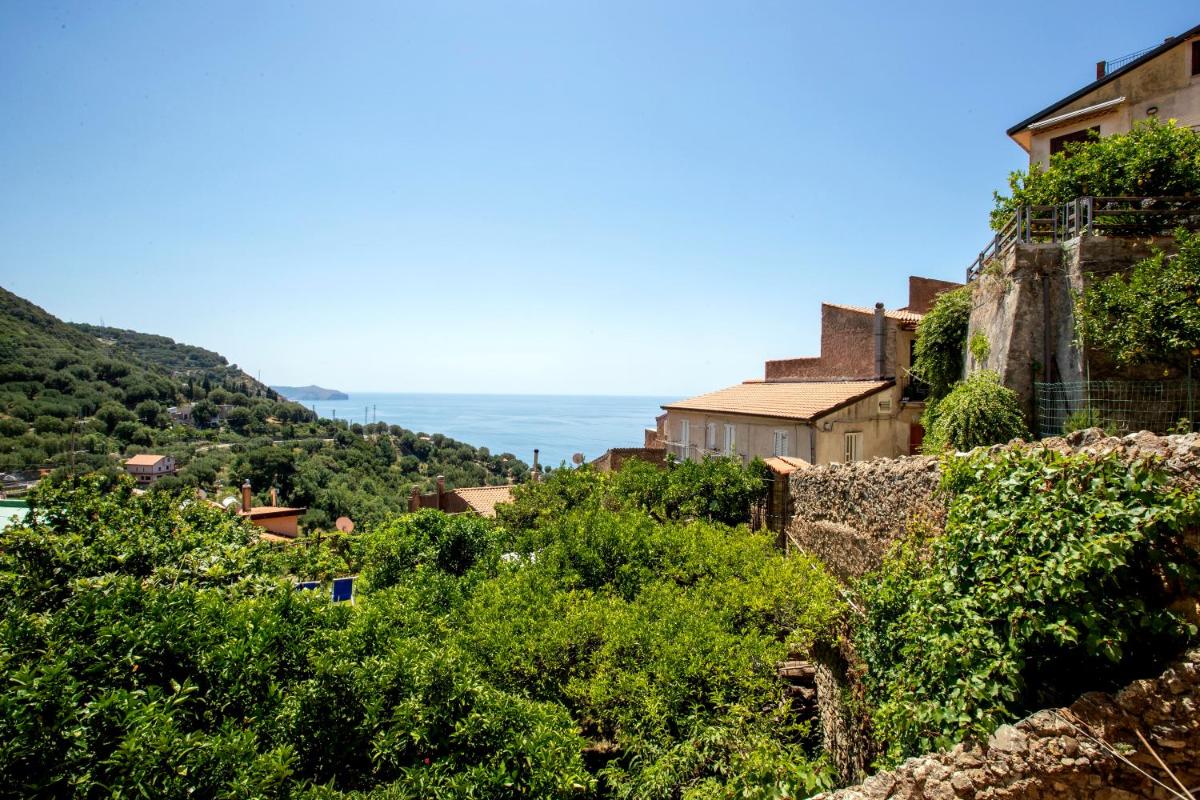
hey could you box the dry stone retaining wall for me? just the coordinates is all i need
[810,647,1200,800]
[785,429,1200,582]
[792,429,1200,798]
[784,455,943,580]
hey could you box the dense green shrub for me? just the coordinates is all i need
[992,118,1200,229]
[0,468,840,798]
[498,456,767,530]
[922,371,1027,452]
[857,447,1200,763]
[911,286,972,402]
[1076,229,1200,370]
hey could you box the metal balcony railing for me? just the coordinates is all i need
[966,196,1200,282]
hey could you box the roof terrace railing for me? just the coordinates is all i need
[1099,43,1161,77]
[966,196,1200,281]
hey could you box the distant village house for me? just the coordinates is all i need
[236,480,306,540]
[124,453,176,485]
[408,476,514,518]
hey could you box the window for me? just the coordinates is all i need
[679,419,689,447]
[705,422,717,450]
[723,424,736,455]
[772,430,789,457]
[844,432,863,462]
[1049,126,1099,156]
[1193,40,1200,76]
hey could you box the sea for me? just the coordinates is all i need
[295,393,679,469]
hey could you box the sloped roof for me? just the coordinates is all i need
[823,303,923,324]
[125,453,169,466]
[1008,23,1200,136]
[663,381,893,422]
[452,485,514,518]
[239,506,306,520]
[763,456,810,474]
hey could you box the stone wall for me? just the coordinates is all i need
[789,429,1200,795]
[965,235,1182,420]
[810,647,1200,800]
[785,429,1200,582]
[783,454,944,580]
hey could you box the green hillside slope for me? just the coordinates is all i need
[0,287,529,528]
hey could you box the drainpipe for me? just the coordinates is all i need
[873,303,886,379]
[805,425,816,464]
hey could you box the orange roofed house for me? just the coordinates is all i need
[236,480,306,540]
[408,476,515,519]
[124,453,176,485]
[653,276,960,465]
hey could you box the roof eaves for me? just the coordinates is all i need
[809,380,896,422]
[1006,24,1200,137]
[661,381,894,423]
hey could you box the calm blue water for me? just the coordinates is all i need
[297,393,679,469]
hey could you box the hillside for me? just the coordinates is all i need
[272,384,349,401]
[73,322,274,398]
[0,286,529,528]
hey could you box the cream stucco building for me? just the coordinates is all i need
[1009,23,1200,166]
[655,276,960,466]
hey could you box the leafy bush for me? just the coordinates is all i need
[992,118,1200,230]
[858,447,1200,763]
[498,456,767,530]
[912,286,972,402]
[1061,406,1118,436]
[922,371,1027,452]
[0,470,840,797]
[1075,229,1200,370]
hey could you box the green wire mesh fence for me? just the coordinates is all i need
[1035,380,1197,437]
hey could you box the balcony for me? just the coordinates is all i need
[664,442,743,463]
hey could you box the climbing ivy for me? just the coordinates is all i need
[911,286,972,402]
[857,447,1200,764]
[1075,229,1200,370]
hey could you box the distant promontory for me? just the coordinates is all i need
[271,384,349,401]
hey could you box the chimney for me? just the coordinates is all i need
[532,449,540,483]
[269,487,278,506]
[241,480,252,513]
[1096,60,1106,80]
[409,486,420,513]
[873,302,886,379]
[436,475,446,510]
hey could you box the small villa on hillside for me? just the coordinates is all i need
[654,276,960,465]
[1008,23,1200,165]
[236,480,306,540]
[123,453,176,485]
[408,476,514,518]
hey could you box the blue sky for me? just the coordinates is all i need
[1,2,1195,396]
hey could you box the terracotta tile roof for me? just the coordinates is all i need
[451,485,514,518]
[124,454,169,467]
[239,506,306,520]
[823,303,923,324]
[763,456,810,474]
[663,380,893,422]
